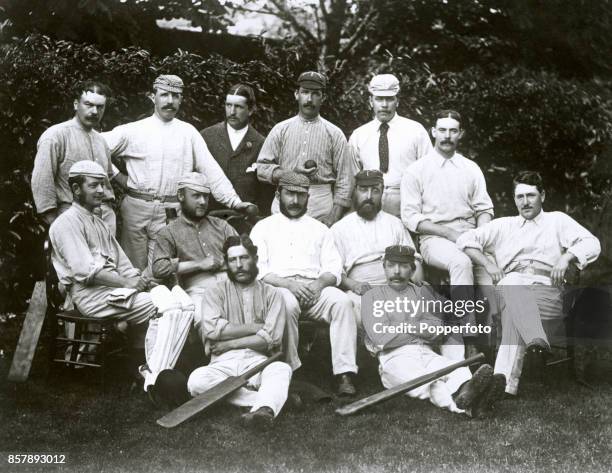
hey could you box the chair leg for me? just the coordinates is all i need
[99,323,109,387]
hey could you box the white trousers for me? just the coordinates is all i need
[144,285,194,390]
[187,349,292,417]
[279,283,358,375]
[420,236,492,286]
[493,272,563,394]
[378,344,472,413]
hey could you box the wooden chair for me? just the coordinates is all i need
[44,238,126,381]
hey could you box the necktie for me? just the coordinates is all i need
[379,122,389,173]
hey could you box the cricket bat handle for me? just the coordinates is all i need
[336,352,486,416]
[240,351,283,380]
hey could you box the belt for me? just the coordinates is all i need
[510,265,551,278]
[127,189,178,203]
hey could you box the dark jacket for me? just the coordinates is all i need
[201,121,271,211]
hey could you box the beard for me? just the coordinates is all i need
[227,264,259,285]
[181,204,207,221]
[355,198,381,220]
[279,198,308,219]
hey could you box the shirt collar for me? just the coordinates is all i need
[432,148,459,167]
[72,201,95,217]
[278,212,307,224]
[151,113,174,126]
[180,213,209,229]
[375,114,397,130]
[519,210,546,227]
[226,122,248,134]
[71,116,92,133]
[297,114,321,124]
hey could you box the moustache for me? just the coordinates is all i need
[359,200,376,208]
[390,276,406,282]
[162,106,176,111]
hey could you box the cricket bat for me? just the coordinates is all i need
[336,352,486,416]
[7,281,48,383]
[157,351,283,428]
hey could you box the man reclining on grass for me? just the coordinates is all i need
[362,245,505,418]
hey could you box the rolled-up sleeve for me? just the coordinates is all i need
[559,213,601,269]
[256,125,282,184]
[456,227,488,252]
[256,286,286,350]
[151,228,179,280]
[201,286,230,341]
[49,221,104,285]
[470,166,494,218]
[320,229,343,285]
[31,137,62,214]
[192,132,242,208]
[400,169,427,232]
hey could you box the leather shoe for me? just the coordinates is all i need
[526,338,550,354]
[336,373,357,397]
[242,406,275,429]
[453,364,493,410]
[471,373,506,418]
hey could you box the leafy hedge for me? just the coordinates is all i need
[1,34,611,312]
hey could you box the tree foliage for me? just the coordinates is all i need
[0,0,229,49]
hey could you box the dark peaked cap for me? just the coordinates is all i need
[384,245,416,263]
[355,169,384,186]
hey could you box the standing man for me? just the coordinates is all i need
[331,170,422,324]
[187,235,293,428]
[250,172,358,395]
[349,74,432,217]
[256,71,354,226]
[103,75,256,270]
[457,171,601,394]
[201,83,269,211]
[32,80,121,233]
[361,245,505,418]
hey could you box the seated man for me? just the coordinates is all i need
[331,169,422,325]
[50,162,202,393]
[152,172,238,326]
[362,245,505,417]
[187,235,293,428]
[456,171,601,394]
[250,172,358,396]
[49,161,156,333]
[401,110,496,357]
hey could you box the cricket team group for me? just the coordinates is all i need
[30,70,601,427]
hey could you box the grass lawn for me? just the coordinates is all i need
[1,320,611,473]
